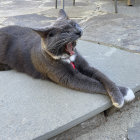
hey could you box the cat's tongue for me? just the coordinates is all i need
[65,42,75,56]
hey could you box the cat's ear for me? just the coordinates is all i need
[57,9,69,20]
[32,27,52,38]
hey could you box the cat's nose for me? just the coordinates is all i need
[75,30,83,37]
[75,24,83,37]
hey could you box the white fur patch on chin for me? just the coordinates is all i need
[62,54,76,63]
[62,59,71,63]
[124,88,135,102]
[70,54,76,62]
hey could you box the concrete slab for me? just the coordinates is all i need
[2,14,54,28]
[0,40,140,140]
[82,13,140,53]
[78,40,140,92]
[0,0,54,17]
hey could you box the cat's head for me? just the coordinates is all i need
[33,9,82,60]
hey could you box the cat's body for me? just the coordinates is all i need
[0,9,135,108]
[0,26,42,77]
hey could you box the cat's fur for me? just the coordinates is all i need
[0,9,135,108]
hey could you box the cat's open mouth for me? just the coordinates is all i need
[65,42,76,56]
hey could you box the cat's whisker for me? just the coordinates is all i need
[50,36,71,48]
[47,38,69,50]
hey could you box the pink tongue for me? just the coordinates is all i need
[65,43,75,56]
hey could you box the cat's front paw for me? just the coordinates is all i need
[123,88,135,102]
[113,100,124,108]
[119,87,135,102]
[112,98,124,108]
[111,90,124,108]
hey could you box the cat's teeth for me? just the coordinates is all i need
[124,88,135,102]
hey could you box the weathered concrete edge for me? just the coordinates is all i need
[49,112,106,140]
[34,86,140,140]
[133,86,140,93]
[34,101,111,140]
[35,87,140,140]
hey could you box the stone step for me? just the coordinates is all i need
[0,40,140,140]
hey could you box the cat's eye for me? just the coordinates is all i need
[48,31,55,37]
[71,22,76,27]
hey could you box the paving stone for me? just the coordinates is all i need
[0,0,55,17]
[82,13,140,53]
[0,40,140,140]
[78,40,140,92]
[2,14,54,28]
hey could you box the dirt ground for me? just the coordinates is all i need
[76,97,140,140]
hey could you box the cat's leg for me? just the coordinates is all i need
[48,69,107,95]
[75,54,124,108]
[75,55,135,104]
[119,86,135,102]
[47,64,124,108]
[0,63,11,71]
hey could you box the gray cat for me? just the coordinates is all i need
[0,9,135,108]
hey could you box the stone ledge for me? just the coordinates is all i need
[50,92,140,140]
[49,113,106,140]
